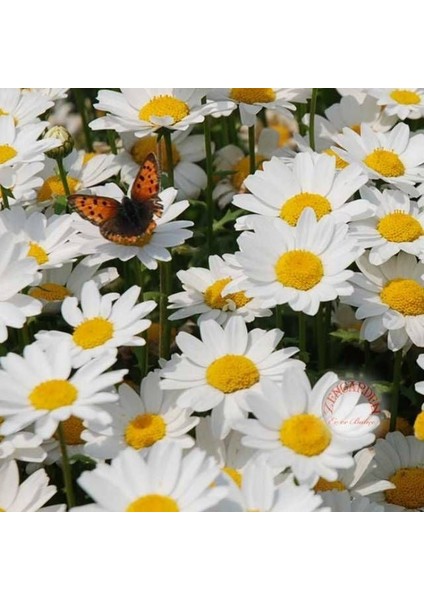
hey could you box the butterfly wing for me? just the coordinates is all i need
[68,194,120,226]
[131,153,163,218]
[100,215,158,246]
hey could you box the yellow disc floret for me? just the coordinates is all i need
[280,192,332,226]
[385,467,424,509]
[204,277,251,310]
[414,411,424,441]
[55,415,84,445]
[275,250,324,290]
[377,211,423,242]
[37,175,80,201]
[223,467,243,488]
[380,279,424,316]
[323,149,349,170]
[0,144,17,165]
[139,95,189,125]
[124,414,166,449]
[126,494,179,512]
[27,242,49,265]
[206,355,259,393]
[364,149,405,178]
[280,414,332,456]
[314,478,346,492]
[230,88,276,104]
[390,89,420,105]
[72,317,114,350]
[29,380,78,411]
[29,283,71,302]
[131,137,180,169]
[231,154,264,190]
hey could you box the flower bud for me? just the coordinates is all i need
[44,126,74,159]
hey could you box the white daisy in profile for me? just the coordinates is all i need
[0,89,53,126]
[74,443,227,512]
[368,88,424,121]
[363,432,424,511]
[28,260,119,313]
[320,490,385,512]
[235,370,378,487]
[0,422,46,463]
[335,123,424,196]
[90,88,229,138]
[0,116,59,170]
[0,162,44,206]
[36,280,155,367]
[160,316,304,439]
[168,254,271,325]
[209,88,310,126]
[230,209,359,315]
[0,460,64,512]
[0,206,82,270]
[118,129,207,200]
[233,153,369,228]
[0,339,127,439]
[83,371,199,459]
[76,184,193,269]
[36,149,120,203]
[342,252,424,350]
[350,186,424,265]
[0,233,41,343]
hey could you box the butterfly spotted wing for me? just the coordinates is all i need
[67,194,120,225]
[130,152,163,218]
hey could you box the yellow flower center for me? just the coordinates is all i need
[29,379,78,411]
[37,175,80,201]
[275,250,324,290]
[280,414,332,456]
[380,278,424,316]
[54,415,84,445]
[280,192,332,226]
[0,144,17,165]
[385,467,424,510]
[72,317,114,350]
[314,478,347,492]
[414,411,424,441]
[222,466,243,488]
[124,413,166,449]
[377,211,423,243]
[231,154,264,190]
[139,95,189,125]
[204,277,251,310]
[82,152,96,165]
[363,149,405,178]
[126,494,179,512]
[271,123,292,147]
[27,242,49,265]
[131,137,180,170]
[390,89,420,105]
[29,282,71,302]
[206,355,260,393]
[323,149,349,170]
[230,88,276,105]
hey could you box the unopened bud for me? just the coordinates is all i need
[44,126,74,159]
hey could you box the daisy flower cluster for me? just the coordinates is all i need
[1,87,424,513]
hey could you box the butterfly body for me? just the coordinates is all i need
[68,153,163,246]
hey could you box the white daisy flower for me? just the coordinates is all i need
[230,209,359,315]
[235,370,378,487]
[76,184,193,269]
[0,89,53,126]
[0,233,41,343]
[368,88,424,121]
[74,443,227,512]
[83,371,199,459]
[337,89,367,101]
[0,339,127,439]
[0,116,59,170]
[36,414,89,465]
[320,490,385,512]
[28,260,119,313]
[350,186,424,265]
[36,149,120,203]
[90,88,229,138]
[118,129,207,200]
[335,122,424,196]
[0,460,64,512]
[0,423,46,463]
[0,206,82,270]
[363,432,424,511]
[22,88,69,101]
[233,153,369,228]
[168,254,271,325]
[209,88,310,127]
[36,280,155,367]
[160,316,304,439]
[342,252,424,351]
[0,162,44,206]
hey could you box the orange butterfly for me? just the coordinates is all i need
[68,153,163,246]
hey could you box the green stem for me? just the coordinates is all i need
[57,423,76,509]
[308,88,318,151]
[298,312,306,355]
[0,185,10,209]
[203,113,214,256]
[107,130,117,155]
[56,157,71,196]
[248,125,256,174]
[275,305,283,331]
[390,350,403,432]
[317,303,326,371]
[324,301,332,366]
[296,103,307,137]
[159,262,172,360]
[73,89,94,151]
[131,259,149,377]
[162,129,175,187]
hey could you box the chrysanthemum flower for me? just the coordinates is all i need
[0,427,46,463]
[0,88,53,126]
[0,162,44,206]
[168,254,271,325]
[350,186,424,265]
[83,371,199,459]
[0,340,127,439]
[368,88,424,120]
[75,443,227,512]
[160,316,304,439]
[230,209,359,315]
[0,116,59,170]
[342,252,424,350]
